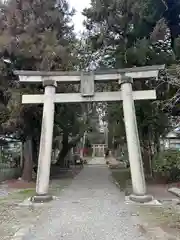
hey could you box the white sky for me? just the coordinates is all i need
[68,0,91,34]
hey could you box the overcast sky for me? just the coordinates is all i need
[68,0,91,34]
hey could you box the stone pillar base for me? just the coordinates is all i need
[129,194,153,203]
[31,194,53,203]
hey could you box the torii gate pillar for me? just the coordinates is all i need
[121,77,152,202]
[31,79,57,203]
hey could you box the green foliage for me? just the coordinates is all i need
[0,0,84,147]
[111,169,131,192]
[83,0,178,159]
[0,0,75,71]
[0,0,96,171]
[136,101,170,140]
[153,150,180,182]
[174,37,180,60]
[83,0,175,68]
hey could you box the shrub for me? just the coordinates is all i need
[152,149,180,182]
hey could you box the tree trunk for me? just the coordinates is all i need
[20,142,23,168]
[142,140,152,177]
[154,133,160,153]
[56,132,83,167]
[32,137,38,164]
[21,137,33,181]
[57,146,69,167]
[142,149,151,177]
[56,133,69,167]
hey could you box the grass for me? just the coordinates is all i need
[0,173,78,240]
[18,189,35,195]
[111,167,180,237]
[135,204,180,236]
[0,189,36,204]
[0,176,74,205]
[111,168,132,193]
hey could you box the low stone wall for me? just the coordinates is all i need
[0,167,21,182]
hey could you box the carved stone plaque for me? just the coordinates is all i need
[81,72,94,97]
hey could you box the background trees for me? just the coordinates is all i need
[0,0,89,180]
[0,0,179,180]
[82,0,180,174]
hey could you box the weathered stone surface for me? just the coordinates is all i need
[129,194,154,203]
[31,194,53,203]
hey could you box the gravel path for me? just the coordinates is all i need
[23,158,146,240]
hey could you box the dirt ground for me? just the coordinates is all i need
[0,167,82,240]
[1,165,180,240]
[111,168,180,239]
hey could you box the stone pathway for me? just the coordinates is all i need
[0,188,10,197]
[88,157,106,165]
[22,158,146,240]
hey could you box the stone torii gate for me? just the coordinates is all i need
[15,65,164,203]
[92,144,107,157]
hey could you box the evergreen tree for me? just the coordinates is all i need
[82,0,180,174]
[0,0,81,180]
